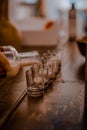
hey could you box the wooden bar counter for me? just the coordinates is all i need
[0,41,85,130]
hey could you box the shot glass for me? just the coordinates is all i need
[26,64,44,97]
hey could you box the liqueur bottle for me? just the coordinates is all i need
[69,3,77,41]
[0,46,41,78]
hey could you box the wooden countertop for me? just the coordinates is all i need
[0,41,85,130]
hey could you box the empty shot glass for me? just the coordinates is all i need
[26,64,44,97]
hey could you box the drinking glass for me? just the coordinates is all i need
[26,63,44,97]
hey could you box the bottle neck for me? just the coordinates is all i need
[0,0,8,20]
[72,5,75,10]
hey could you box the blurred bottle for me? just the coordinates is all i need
[0,0,22,52]
[69,3,77,41]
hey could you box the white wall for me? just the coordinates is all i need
[42,0,58,20]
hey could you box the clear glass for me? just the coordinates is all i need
[19,51,41,66]
[26,63,44,97]
[41,49,62,88]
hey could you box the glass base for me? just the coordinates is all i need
[27,85,44,97]
[27,78,56,97]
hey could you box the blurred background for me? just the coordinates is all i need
[9,0,87,21]
[1,0,87,49]
[8,0,87,44]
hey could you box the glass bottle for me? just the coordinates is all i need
[69,3,76,41]
[0,46,41,77]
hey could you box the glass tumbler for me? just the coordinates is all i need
[26,63,44,97]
